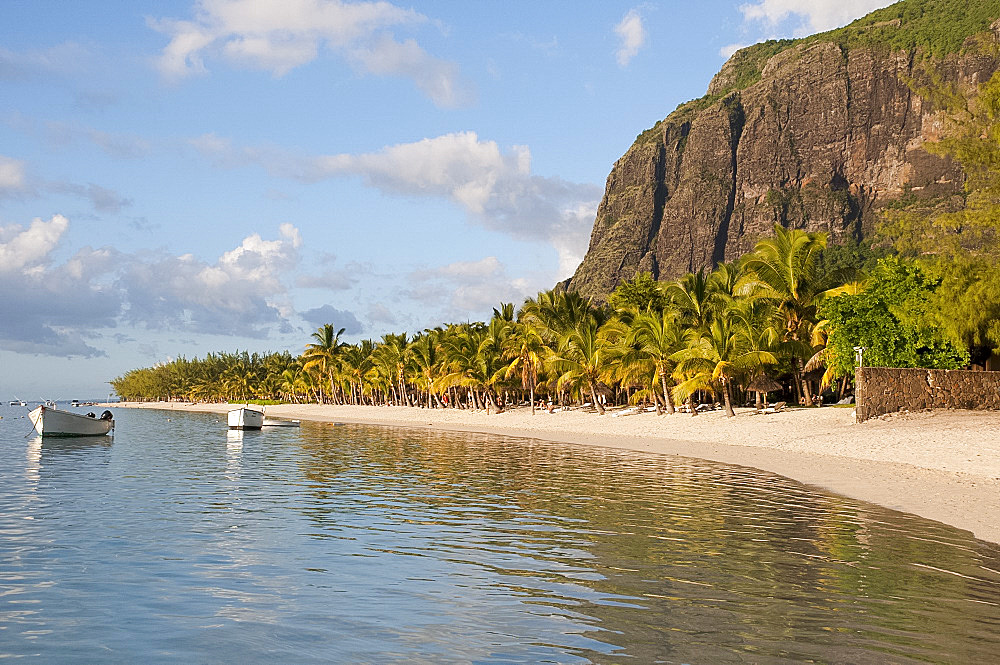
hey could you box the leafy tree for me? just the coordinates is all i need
[502,319,546,414]
[819,258,969,376]
[608,272,668,312]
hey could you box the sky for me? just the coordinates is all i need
[0,0,894,399]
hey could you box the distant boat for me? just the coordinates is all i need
[70,399,80,407]
[262,418,300,427]
[8,398,26,406]
[28,406,114,437]
[228,407,264,430]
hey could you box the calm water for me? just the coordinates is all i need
[1,405,999,663]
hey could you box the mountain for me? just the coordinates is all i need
[565,0,1000,301]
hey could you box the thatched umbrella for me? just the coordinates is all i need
[747,375,782,409]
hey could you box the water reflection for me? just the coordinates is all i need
[295,424,1000,663]
[1,409,998,663]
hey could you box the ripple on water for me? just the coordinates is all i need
[0,405,999,663]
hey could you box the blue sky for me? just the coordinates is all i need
[0,0,893,398]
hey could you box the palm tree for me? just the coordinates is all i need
[302,323,345,403]
[738,224,828,405]
[408,331,446,408]
[502,318,546,414]
[672,307,778,417]
[340,340,375,405]
[549,319,623,415]
[625,307,685,414]
[667,269,716,332]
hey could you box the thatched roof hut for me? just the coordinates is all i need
[746,376,782,394]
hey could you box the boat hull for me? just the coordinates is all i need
[228,408,264,430]
[28,406,114,437]
[262,418,300,427]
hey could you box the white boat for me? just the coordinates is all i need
[262,418,300,427]
[228,407,264,430]
[28,406,114,437]
[9,398,26,406]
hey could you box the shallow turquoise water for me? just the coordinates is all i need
[1,404,999,663]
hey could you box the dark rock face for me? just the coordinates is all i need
[566,39,1000,301]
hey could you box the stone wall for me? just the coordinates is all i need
[855,367,1000,422]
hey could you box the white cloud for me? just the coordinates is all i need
[408,256,534,316]
[0,215,118,356]
[366,302,397,325]
[0,156,28,195]
[48,182,133,213]
[615,9,646,67]
[739,0,893,34]
[150,0,471,107]
[0,215,305,355]
[0,43,93,81]
[120,223,302,336]
[7,115,151,160]
[191,131,600,278]
[720,42,750,59]
[0,214,69,274]
[349,33,470,107]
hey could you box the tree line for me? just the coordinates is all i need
[112,70,1000,413]
[109,224,983,416]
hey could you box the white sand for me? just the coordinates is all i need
[113,401,1000,544]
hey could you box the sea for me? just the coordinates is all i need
[1,403,999,663]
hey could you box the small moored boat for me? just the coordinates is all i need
[262,418,300,427]
[228,407,264,430]
[28,406,114,437]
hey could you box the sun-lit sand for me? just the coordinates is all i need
[113,401,1000,544]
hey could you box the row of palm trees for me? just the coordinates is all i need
[113,226,849,416]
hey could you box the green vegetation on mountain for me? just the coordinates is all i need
[881,68,1000,363]
[714,0,1000,100]
[641,0,1000,147]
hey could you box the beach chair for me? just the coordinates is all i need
[772,401,787,412]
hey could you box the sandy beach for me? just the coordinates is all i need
[114,401,1000,544]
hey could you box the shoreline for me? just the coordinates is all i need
[112,401,1000,545]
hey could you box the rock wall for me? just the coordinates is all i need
[855,367,1000,422]
[566,35,1000,301]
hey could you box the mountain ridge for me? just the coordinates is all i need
[565,0,1000,301]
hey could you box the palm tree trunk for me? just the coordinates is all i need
[722,381,735,418]
[659,370,675,414]
[529,384,535,415]
[796,358,813,406]
[688,394,698,417]
[590,383,605,415]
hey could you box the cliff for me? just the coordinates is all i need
[566,0,1000,301]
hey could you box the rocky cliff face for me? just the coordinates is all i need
[566,24,1000,301]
